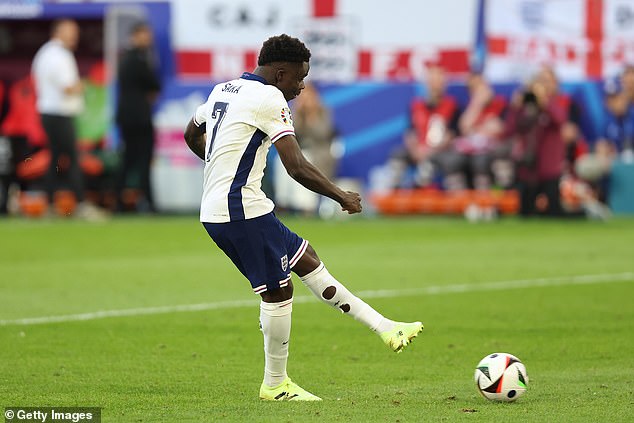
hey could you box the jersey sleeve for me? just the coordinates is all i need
[193,101,208,127]
[254,90,295,143]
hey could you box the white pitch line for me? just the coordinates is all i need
[1,272,632,327]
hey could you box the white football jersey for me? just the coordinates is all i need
[194,73,295,223]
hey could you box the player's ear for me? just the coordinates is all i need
[275,68,285,84]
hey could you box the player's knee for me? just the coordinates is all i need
[291,244,321,277]
[304,245,320,262]
[261,283,294,303]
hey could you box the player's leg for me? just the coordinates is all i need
[259,284,293,389]
[257,214,323,400]
[292,245,423,352]
[292,245,388,329]
[259,284,320,401]
[203,217,319,400]
[258,283,320,401]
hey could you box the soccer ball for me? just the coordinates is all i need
[474,353,528,402]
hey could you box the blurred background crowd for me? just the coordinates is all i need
[375,64,633,220]
[0,0,633,221]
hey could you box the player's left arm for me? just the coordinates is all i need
[184,118,206,160]
[275,135,361,214]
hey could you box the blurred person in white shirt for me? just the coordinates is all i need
[32,19,105,220]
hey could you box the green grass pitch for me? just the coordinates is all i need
[1,216,633,422]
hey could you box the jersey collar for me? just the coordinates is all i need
[240,72,269,85]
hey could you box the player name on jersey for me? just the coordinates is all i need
[221,82,242,94]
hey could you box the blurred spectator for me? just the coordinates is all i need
[454,72,506,191]
[32,19,105,220]
[387,64,461,189]
[536,66,588,178]
[293,83,337,181]
[115,22,161,213]
[621,64,634,103]
[572,70,634,217]
[505,67,570,216]
[585,71,634,172]
[274,82,336,215]
[527,66,609,219]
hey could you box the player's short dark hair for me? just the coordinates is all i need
[257,34,311,66]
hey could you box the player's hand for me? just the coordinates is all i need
[339,191,362,214]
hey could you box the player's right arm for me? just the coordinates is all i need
[184,118,206,160]
[275,135,362,214]
[184,100,209,161]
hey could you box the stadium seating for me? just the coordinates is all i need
[370,189,519,215]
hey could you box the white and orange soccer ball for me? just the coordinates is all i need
[474,353,528,402]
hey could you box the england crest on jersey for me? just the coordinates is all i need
[281,254,288,272]
[281,107,293,126]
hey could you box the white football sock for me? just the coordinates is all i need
[260,299,293,388]
[300,262,394,333]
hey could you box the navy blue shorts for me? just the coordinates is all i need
[203,212,308,295]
